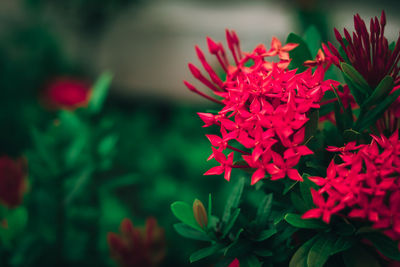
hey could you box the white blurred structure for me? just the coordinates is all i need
[95,0,400,103]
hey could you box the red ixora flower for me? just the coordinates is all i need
[107,217,166,267]
[228,258,240,267]
[303,131,400,247]
[185,30,338,184]
[324,11,400,88]
[324,10,400,134]
[44,77,91,110]
[0,156,28,208]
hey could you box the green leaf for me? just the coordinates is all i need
[341,63,370,106]
[303,25,321,57]
[222,177,245,224]
[331,85,345,112]
[173,223,211,241]
[98,134,119,157]
[224,239,248,257]
[253,228,277,242]
[343,129,361,143]
[284,213,328,229]
[304,110,319,145]
[342,246,381,267]
[356,88,400,131]
[100,174,140,191]
[290,192,309,213]
[362,76,394,108]
[241,255,262,267]
[64,167,94,205]
[363,233,400,261]
[329,236,354,255]
[253,249,273,257]
[171,201,202,231]
[255,194,273,227]
[341,63,371,93]
[31,128,57,175]
[222,208,241,238]
[307,234,336,267]
[208,193,212,221]
[300,174,319,209]
[283,180,299,195]
[289,236,318,267]
[88,72,113,114]
[0,207,28,248]
[189,243,223,263]
[286,33,313,72]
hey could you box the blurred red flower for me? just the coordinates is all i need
[228,258,240,267]
[0,156,28,208]
[107,217,166,267]
[43,77,91,110]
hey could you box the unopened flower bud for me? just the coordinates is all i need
[193,199,208,229]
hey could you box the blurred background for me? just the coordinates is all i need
[0,0,399,266]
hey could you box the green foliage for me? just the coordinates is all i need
[88,72,113,114]
[303,25,322,57]
[284,214,327,229]
[286,33,313,72]
[362,233,400,261]
[171,201,202,231]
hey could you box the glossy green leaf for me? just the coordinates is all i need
[307,234,336,267]
[284,213,328,229]
[341,63,371,93]
[300,174,319,209]
[331,85,345,112]
[283,180,299,195]
[303,25,321,57]
[208,193,212,220]
[286,33,313,72]
[304,110,319,144]
[242,255,262,267]
[329,236,354,255]
[171,201,202,231]
[189,243,223,263]
[342,246,381,267]
[362,76,394,108]
[290,192,309,213]
[289,236,317,267]
[253,228,277,242]
[222,208,241,238]
[356,88,400,131]
[363,233,400,261]
[173,223,211,241]
[255,194,273,227]
[222,177,245,224]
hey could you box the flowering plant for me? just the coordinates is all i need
[172,11,400,266]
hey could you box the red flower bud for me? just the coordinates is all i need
[107,217,165,267]
[193,199,208,229]
[0,156,28,208]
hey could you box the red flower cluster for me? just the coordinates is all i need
[323,11,400,133]
[324,11,400,88]
[0,156,28,208]
[43,77,91,110]
[229,258,240,267]
[303,132,400,246]
[107,217,166,267]
[185,30,338,184]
